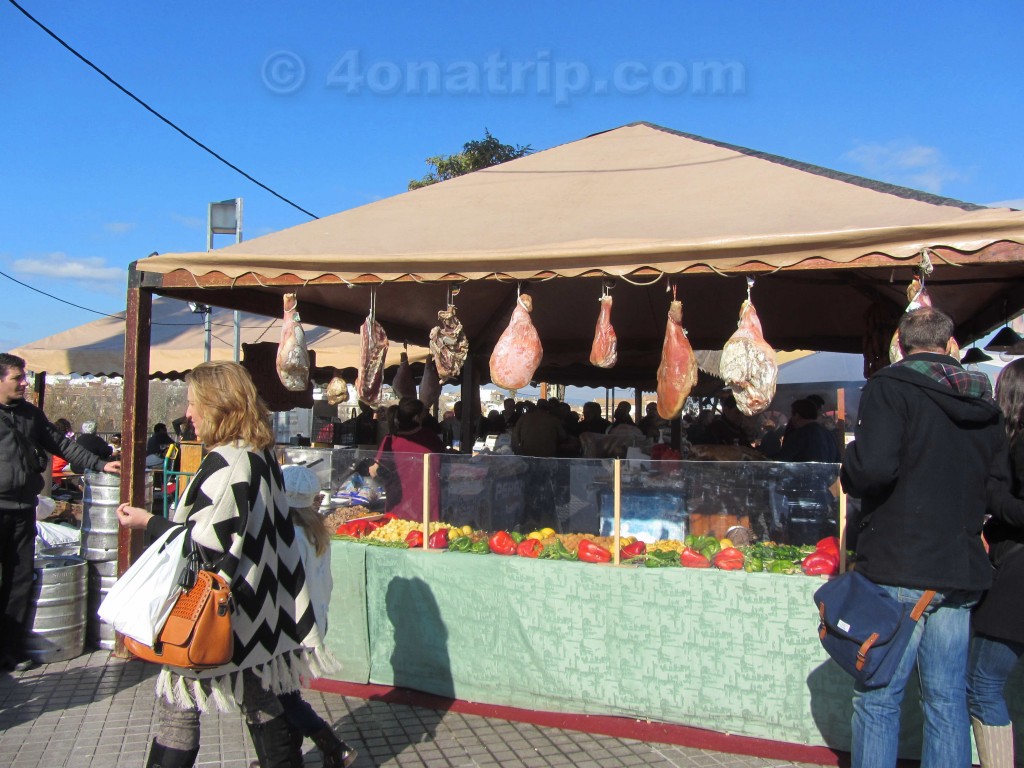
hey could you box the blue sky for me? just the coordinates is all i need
[2,1,1023,352]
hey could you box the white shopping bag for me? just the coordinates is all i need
[97,526,189,645]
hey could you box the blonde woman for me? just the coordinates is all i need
[117,362,329,768]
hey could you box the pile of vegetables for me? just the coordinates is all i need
[332,518,843,577]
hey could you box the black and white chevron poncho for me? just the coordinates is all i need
[154,442,332,712]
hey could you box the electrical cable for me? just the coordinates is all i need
[0,269,279,330]
[6,0,319,220]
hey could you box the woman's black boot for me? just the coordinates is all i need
[145,739,199,768]
[247,715,303,767]
[311,726,357,768]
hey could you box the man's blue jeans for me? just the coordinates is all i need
[967,632,1024,726]
[851,586,980,768]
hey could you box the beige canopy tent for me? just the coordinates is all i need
[131,121,1024,384]
[11,297,429,379]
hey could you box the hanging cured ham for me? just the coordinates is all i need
[489,294,543,391]
[589,295,618,368]
[429,304,470,382]
[355,309,389,407]
[276,293,310,392]
[392,349,417,399]
[655,298,698,420]
[888,274,960,363]
[325,376,349,406]
[720,298,777,417]
[419,355,441,411]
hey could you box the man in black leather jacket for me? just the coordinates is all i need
[0,353,120,672]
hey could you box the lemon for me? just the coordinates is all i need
[527,531,543,540]
[539,527,556,538]
[719,537,733,550]
[461,525,474,537]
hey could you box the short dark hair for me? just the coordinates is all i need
[0,353,26,379]
[791,398,818,421]
[154,423,167,433]
[898,307,955,355]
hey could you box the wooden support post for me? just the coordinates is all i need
[116,267,152,657]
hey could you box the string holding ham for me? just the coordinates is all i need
[429,303,469,382]
[392,346,417,399]
[489,293,543,392]
[720,283,777,417]
[589,293,618,368]
[655,289,698,419]
[888,270,960,363]
[276,293,310,392]
[355,299,389,407]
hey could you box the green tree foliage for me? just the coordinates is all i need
[408,129,532,190]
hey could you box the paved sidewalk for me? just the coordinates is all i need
[0,652,833,767]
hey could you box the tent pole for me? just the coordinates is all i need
[117,265,153,657]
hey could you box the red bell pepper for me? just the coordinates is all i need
[516,538,543,558]
[712,547,745,571]
[577,539,612,563]
[427,528,449,549]
[347,518,370,537]
[679,546,711,568]
[488,530,516,556]
[801,551,838,576]
[405,529,424,548]
[336,522,355,537]
[620,540,647,559]
[815,536,841,559]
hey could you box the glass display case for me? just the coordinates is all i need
[321,446,840,546]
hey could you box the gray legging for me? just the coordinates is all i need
[155,669,284,752]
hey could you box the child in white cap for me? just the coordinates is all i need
[278,464,356,768]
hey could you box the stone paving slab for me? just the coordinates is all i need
[0,652,831,767]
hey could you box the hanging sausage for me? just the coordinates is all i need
[589,289,618,368]
[419,355,441,411]
[355,293,389,407]
[276,293,310,392]
[392,345,417,399]
[489,293,543,391]
[656,288,698,419]
[325,376,349,405]
[888,265,960,363]
[720,279,777,417]
[429,299,470,382]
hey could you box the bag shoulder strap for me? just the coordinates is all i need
[909,590,937,621]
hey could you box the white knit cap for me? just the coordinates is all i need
[282,464,321,509]
[82,421,97,434]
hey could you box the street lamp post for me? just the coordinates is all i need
[207,199,244,360]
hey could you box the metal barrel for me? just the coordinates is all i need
[86,560,119,650]
[81,471,151,649]
[81,471,151,561]
[25,555,87,664]
[81,471,121,561]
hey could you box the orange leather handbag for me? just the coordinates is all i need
[124,544,234,669]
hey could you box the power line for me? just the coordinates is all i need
[0,270,281,332]
[0,269,121,318]
[7,0,319,220]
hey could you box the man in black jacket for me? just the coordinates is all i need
[840,308,1005,767]
[0,353,120,672]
